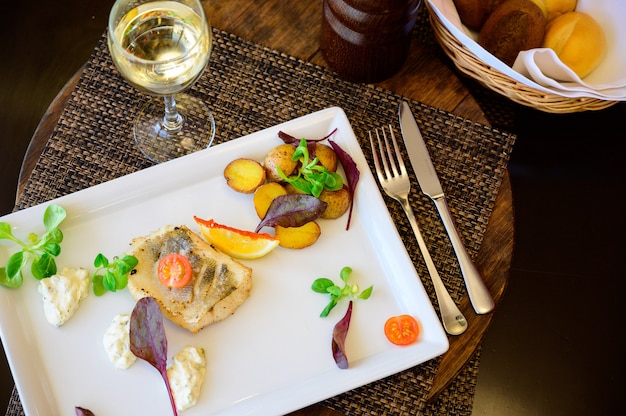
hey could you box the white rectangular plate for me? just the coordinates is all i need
[0,107,448,415]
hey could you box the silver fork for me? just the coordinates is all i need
[369,125,468,336]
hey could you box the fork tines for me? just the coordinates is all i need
[369,125,407,182]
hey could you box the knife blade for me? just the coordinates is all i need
[398,101,494,314]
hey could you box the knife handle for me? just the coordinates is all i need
[432,196,495,314]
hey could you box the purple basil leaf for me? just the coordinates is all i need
[323,128,338,141]
[278,128,337,145]
[130,297,178,416]
[307,140,317,159]
[278,130,299,145]
[329,140,360,230]
[75,407,95,416]
[255,194,327,233]
[332,300,353,369]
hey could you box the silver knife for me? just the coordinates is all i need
[398,101,494,314]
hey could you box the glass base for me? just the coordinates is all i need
[134,94,215,163]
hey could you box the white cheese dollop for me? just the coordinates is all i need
[37,267,90,327]
[103,313,137,369]
[167,346,207,411]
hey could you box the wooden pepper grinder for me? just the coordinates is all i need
[321,0,421,83]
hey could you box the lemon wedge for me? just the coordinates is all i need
[194,216,279,260]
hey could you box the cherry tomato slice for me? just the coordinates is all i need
[158,253,192,288]
[384,315,421,346]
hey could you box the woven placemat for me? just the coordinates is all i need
[9,9,515,416]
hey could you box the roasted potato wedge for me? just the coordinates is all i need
[314,143,338,172]
[264,144,298,182]
[283,183,305,195]
[253,182,288,219]
[275,221,321,249]
[224,158,266,194]
[319,185,351,219]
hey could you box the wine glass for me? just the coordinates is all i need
[107,0,215,163]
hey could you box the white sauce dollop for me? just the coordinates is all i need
[37,267,90,327]
[167,345,207,411]
[103,313,137,369]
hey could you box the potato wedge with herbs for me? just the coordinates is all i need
[264,143,298,182]
[224,158,266,194]
[319,185,351,219]
[275,221,321,249]
[253,182,288,219]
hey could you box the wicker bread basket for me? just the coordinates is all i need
[424,1,619,113]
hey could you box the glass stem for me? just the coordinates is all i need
[162,95,184,132]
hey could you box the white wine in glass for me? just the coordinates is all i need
[108,0,215,163]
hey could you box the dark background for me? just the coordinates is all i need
[1,1,624,415]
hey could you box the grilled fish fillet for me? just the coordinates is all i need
[127,225,253,333]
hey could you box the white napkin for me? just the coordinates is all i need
[427,0,626,101]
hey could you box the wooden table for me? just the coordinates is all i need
[17,1,513,414]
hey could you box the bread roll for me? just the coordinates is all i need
[478,0,546,66]
[542,11,606,78]
[453,0,504,31]
[529,0,577,21]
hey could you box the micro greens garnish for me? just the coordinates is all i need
[278,129,360,230]
[278,138,343,198]
[311,266,373,317]
[92,253,138,296]
[0,204,67,288]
